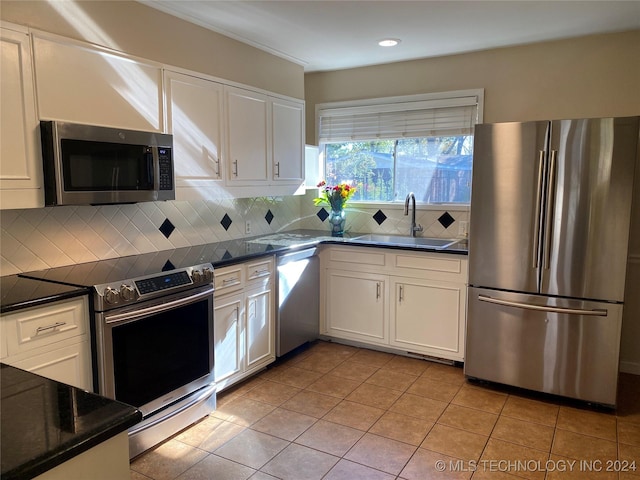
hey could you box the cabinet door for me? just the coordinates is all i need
[0,26,44,209]
[8,340,93,391]
[32,34,163,131]
[165,71,224,200]
[225,86,269,184]
[271,97,304,183]
[213,292,244,388]
[325,269,388,345]
[390,277,465,360]
[245,285,274,371]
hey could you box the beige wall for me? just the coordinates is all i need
[0,0,304,99]
[305,30,640,144]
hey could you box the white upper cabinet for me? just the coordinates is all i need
[165,70,225,200]
[0,24,44,209]
[272,98,304,184]
[225,85,305,192]
[225,85,270,185]
[32,33,163,132]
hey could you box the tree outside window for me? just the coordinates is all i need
[324,135,473,204]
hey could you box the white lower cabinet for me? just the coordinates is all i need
[390,276,466,360]
[213,291,243,385]
[1,296,93,391]
[325,269,388,346]
[214,257,275,391]
[322,246,468,362]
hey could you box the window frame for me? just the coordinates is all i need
[315,89,483,209]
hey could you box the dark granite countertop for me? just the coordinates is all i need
[1,275,89,314]
[4,230,466,311]
[0,364,142,480]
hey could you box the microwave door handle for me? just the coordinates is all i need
[147,151,154,187]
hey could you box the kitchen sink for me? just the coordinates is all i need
[353,234,461,249]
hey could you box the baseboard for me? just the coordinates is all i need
[620,360,640,375]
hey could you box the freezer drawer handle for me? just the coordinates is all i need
[478,294,607,316]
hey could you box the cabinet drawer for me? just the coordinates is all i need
[328,247,386,266]
[395,253,464,275]
[214,265,244,294]
[246,257,274,284]
[3,297,88,356]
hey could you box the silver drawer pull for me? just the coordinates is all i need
[36,321,67,333]
[252,270,269,277]
[222,278,239,285]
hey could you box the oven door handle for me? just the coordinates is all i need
[104,286,214,324]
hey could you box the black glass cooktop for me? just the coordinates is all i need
[18,238,283,287]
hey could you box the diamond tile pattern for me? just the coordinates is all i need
[265,209,274,225]
[0,191,468,275]
[0,196,304,275]
[220,213,233,231]
[373,209,387,225]
[130,341,640,480]
[159,218,175,238]
[316,208,329,222]
[438,211,455,229]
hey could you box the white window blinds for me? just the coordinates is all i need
[317,89,483,142]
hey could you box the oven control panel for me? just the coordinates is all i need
[94,263,214,309]
[136,271,192,295]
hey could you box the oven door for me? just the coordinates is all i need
[96,285,214,416]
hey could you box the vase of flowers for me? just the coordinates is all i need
[314,180,356,236]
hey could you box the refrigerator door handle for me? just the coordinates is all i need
[532,150,545,270]
[543,149,558,270]
[478,294,608,316]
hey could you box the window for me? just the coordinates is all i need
[317,90,482,205]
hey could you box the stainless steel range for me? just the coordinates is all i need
[23,256,216,458]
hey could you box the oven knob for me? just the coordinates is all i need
[192,269,203,283]
[104,287,120,304]
[203,267,213,282]
[120,284,136,301]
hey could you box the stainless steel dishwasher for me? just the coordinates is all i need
[276,247,319,356]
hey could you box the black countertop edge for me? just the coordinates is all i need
[5,413,142,480]
[1,364,142,480]
[1,276,90,315]
[211,231,467,268]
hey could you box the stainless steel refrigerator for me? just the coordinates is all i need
[465,117,639,406]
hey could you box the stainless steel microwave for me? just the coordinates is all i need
[40,121,175,206]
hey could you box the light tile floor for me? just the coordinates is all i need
[130,341,640,480]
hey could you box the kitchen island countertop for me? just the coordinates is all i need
[0,363,142,480]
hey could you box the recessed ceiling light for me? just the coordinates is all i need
[378,38,400,47]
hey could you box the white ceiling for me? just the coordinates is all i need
[140,1,640,72]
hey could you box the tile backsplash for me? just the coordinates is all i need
[0,192,468,275]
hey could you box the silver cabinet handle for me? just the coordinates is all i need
[399,285,404,303]
[376,282,381,299]
[274,161,280,177]
[222,278,240,285]
[478,294,607,316]
[36,321,66,333]
[233,159,239,177]
[252,269,270,277]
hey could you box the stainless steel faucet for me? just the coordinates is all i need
[404,192,423,237]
